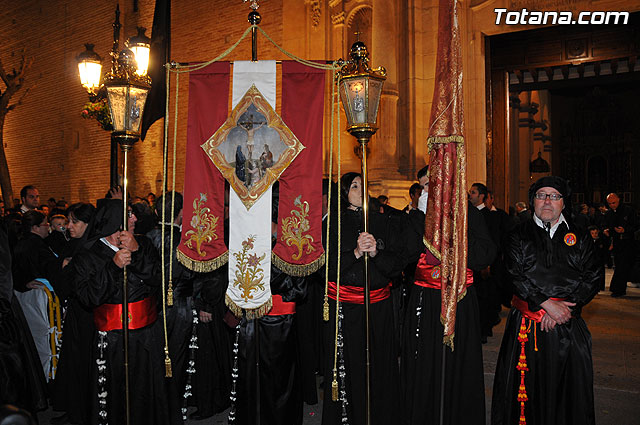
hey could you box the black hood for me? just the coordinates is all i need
[85,199,125,248]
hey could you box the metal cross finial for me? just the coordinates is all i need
[244,0,260,10]
[354,31,361,41]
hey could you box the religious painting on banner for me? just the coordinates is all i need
[201,84,304,210]
[177,60,325,319]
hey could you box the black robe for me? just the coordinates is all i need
[191,265,233,418]
[234,264,306,425]
[147,225,196,405]
[401,205,496,425]
[0,222,48,416]
[321,208,406,425]
[491,218,601,425]
[71,235,180,425]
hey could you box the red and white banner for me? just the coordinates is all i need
[178,60,325,317]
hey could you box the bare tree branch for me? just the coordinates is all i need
[7,84,34,112]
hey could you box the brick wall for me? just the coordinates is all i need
[0,0,289,206]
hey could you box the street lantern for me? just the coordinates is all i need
[103,47,151,150]
[336,40,386,425]
[77,43,103,96]
[126,27,151,76]
[74,8,153,425]
[338,41,386,140]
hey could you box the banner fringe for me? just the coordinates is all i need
[225,293,273,320]
[271,252,325,277]
[177,249,229,272]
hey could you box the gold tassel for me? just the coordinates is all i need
[167,281,173,307]
[331,371,338,401]
[323,297,329,321]
[164,353,172,378]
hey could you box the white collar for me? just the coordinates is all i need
[533,213,568,238]
[475,203,486,210]
[100,237,120,252]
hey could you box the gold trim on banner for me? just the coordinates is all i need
[427,135,465,150]
[202,85,305,210]
[271,252,325,277]
[280,195,317,260]
[176,249,229,272]
[184,193,220,257]
[225,293,273,320]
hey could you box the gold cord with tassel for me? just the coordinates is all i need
[330,79,343,404]
[331,369,339,401]
[164,348,173,378]
[323,65,338,323]
[159,65,173,378]
[167,282,174,306]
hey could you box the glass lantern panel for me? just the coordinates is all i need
[78,61,102,92]
[340,77,368,126]
[367,79,384,124]
[130,46,150,76]
[106,86,127,132]
[127,87,149,133]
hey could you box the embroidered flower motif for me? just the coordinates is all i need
[233,235,266,302]
[280,195,316,260]
[185,193,219,257]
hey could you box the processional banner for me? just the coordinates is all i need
[178,60,325,318]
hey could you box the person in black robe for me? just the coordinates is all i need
[190,263,233,420]
[0,219,48,418]
[321,172,405,425]
[49,202,97,425]
[401,200,496,425]
[603,192,636,297]
[68,199,180,425]
[491,176,601,425]
[232,263,306,425]
[147,192,232,421]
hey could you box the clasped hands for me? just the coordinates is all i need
[539,298,576,332]
[354,232,378,259]
[112,230,139,268]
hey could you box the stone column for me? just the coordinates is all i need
[370,0,399,183]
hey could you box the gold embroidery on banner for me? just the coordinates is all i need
[280,195,317,261]
[185,193,219,257]
[232,236,267,302]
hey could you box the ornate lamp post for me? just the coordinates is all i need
[76,6,151,187]
[337,40,385,425]
[75,7,151,425]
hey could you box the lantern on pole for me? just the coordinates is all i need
[337,40,386,425]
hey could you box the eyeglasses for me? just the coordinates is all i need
[534,192,563,201]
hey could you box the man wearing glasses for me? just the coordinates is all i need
[491,176,601,425]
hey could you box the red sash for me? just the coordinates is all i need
[511,295,566,323]
[327,281,391,304]
[94,296,157,332]
[267,294,296,316]
[413,255,473,290]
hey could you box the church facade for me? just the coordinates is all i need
[1,0,638,209]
